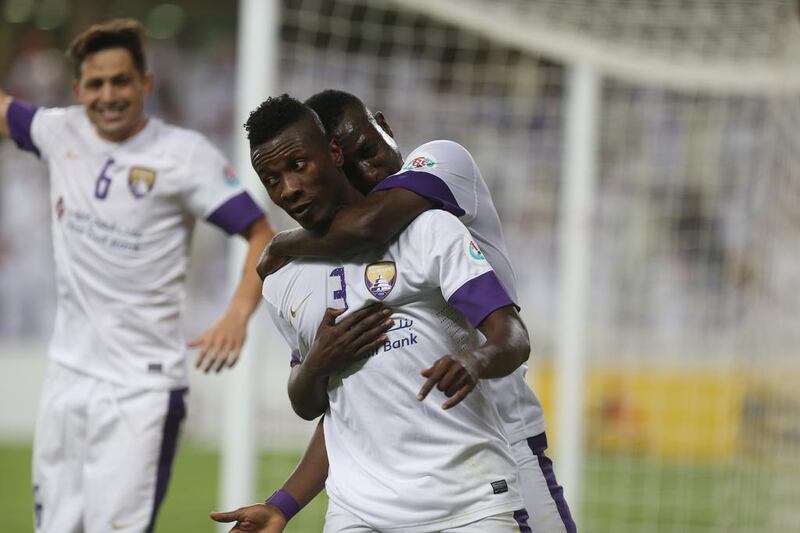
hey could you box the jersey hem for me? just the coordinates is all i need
[47,354,189,391]
[326,494,523,533]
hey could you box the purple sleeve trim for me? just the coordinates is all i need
[206,192,265,235]
[7,100,40,157]
[265,489,301,521]
[370,170,466,217]
[448,271,515,328]
[289,350,301,367]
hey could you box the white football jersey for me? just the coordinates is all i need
[263,210,522,532]
[372,140,545,443]
[7,102,264,389]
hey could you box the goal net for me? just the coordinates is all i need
[267,0,800,531]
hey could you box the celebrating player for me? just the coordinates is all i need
[0,19,275,532]
[218,95,532,532]
[213,90,575,532]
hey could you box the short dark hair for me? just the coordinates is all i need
[305,89,367,135]
[245,94,324,150]
[66,18,147,80]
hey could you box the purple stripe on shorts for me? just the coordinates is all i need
[513,508,532,533]
[146,388,187,533]
[207,192,265,235]
[527,432,577,533]
[448,271,514,328]
[370,170,466,217]
[7,100,40,156]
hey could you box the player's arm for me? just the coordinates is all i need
[258,189,432,277]
[190,216,276,372]
[210,420,328,531]
[0,90,11,137]
[411,211,529,409]
[417,305,529,409]
[287,304,393,420]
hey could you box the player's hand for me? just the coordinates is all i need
[189,309,249,373]
[210,503,287,532]
[417,352,481,409]
[304,303,394,377]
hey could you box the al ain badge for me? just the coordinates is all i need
[365,261,397,300]
[128,167,157,198]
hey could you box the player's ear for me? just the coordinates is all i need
[142,71,154,96]
[374,111,394,139]
[329,137,344,167]
[72,80,81,101]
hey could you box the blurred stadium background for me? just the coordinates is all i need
[1,0,799,531]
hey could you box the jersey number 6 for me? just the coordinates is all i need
[94,158,114,200]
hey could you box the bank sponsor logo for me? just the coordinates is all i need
[63,209,144,253]
[369,330,419,357]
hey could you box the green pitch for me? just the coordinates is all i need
[0,443,327,532]
[0,443,789,532]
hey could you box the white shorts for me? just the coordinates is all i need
[323,499,531,533]
[32,361,187,533]
[512,433,576,533]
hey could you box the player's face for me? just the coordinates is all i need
[332,108,403,195]
[252,118,347,233]
[73,47,152,142]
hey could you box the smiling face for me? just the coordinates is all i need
[332,106,404,195]
[73,47,151,142]
[251,116,349,233]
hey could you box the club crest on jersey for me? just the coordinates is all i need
[128,167,157,198]
[466,237,486,261]
[365,261,397,300]
[403,154,436,171]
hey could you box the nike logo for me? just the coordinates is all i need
[111,521,134,530]
[65,150,79,160]
[290,292,313,318]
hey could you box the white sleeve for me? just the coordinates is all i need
[182,135,265,234]
[411,211,514,328]
[371,140,480,223]
[8,102,65,160]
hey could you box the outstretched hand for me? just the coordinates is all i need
[304,303,394,377]
[210,503,287,532]
[417,352,481,409]
[189,310,249,373]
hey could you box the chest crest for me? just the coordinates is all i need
[128,167,157,198]
[365,261,397,301]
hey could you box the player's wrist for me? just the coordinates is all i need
[455,350,484,381]
[265,489,300,521]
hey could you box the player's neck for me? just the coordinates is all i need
[339,182,364,207]
[98,115,149,143]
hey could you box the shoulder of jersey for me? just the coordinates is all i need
[40,105,80,125]
[405,208,459,234]
[403,139,476,172]
[156,121,208,148]
[407,139,471,160]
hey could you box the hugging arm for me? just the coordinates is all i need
[259,189,432,276]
